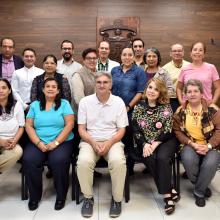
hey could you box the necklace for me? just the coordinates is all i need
[187,104,202,126]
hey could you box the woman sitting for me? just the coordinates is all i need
[0,78,24,173]
[173,79,220,207]
[23,78,74,211]
[131,78,179,215]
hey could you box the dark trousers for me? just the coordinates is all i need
[22,140,73,202]
[141,137,178,194]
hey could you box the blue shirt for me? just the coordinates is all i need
[27,99,74,144]
[111,65,147,105]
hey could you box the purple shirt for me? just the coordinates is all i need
[2,57,15,82]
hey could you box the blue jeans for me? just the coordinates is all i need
[181,145,220,197]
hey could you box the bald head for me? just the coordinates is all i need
[170,44,184,62]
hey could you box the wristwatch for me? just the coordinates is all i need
[207,143,212,150]
[54,140,60,147]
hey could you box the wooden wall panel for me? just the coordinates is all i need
[0,0,220,71]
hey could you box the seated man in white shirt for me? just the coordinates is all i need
[11,48,44,111]
[77,71,128,218]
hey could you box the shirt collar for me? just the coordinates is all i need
[24,65,35,71]
[61,58,74,64]
[94,93,113,105]
[2,56,14,63]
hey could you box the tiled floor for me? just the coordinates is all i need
[0,163,220,220]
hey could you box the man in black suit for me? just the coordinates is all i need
[0,37,24,81]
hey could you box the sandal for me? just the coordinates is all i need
[164,197,175,215]
[171,189,180,202]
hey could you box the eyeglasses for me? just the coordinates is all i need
[85,57,97,61]
[171,50,183,53]
[62,47,72,51]
[96,80,110,85]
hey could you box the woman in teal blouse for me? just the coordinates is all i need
[23,78,74,211]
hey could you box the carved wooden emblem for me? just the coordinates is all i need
[97,17,140,62]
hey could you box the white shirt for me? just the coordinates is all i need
[78,93,128,141]
[11,66,44,109]
[57,58,82,86]
[0,101,25,139]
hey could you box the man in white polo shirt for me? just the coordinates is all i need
[77,71,128,218]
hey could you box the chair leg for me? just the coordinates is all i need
[176,153,180,194]
[21,167,28,200]
[124,168,130,203]
[75,175,80,205]
[71,165,76,201]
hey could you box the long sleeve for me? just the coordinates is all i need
[30,77,38,102]
[72,73,85,106]
[62,77,71,103]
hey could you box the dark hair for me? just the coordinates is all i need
[190,42,206,53]
[40,78,61,111]
[1,37,15,48]
[61,40,74,49]
[131,38,145,48]
[43,54,57,64]
[144,47,161,66]
[121,45,134,54]
[0,78,16,115]
[22,48,36,56]
[82,48,97,59]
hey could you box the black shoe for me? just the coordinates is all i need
[205,188,212,198]
[81,198,94,218]
[54,200,65,210]
[194,194,206,207]
[28,200,38,211]
[46,169,53,179]
[109,198,121,218]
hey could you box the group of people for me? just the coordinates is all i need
[0,36,220,218]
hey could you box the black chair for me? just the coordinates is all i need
[21,157,77,201]
[74,157,130,204]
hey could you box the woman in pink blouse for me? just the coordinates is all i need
[177,42,220,105]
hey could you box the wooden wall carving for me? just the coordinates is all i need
[97,17,139,62]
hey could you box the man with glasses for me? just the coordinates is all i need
[96,41,119,72]
[57,40,82,87]
[0,37,24,82]
[163,43,190,111]
[71,48,98,113]
[77,71,128,218]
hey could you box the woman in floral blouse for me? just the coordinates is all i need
[131,78,179,215]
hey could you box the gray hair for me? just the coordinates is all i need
[95,71,112,82]
[183,79,204,94]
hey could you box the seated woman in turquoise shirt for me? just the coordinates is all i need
[23,77,74,211]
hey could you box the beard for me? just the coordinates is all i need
[63,53,72,61]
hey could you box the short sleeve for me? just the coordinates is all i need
[14,101,25,127]
[178,69,185,83]
[116,98,129,128]
[62,100,74,116]
[26,101,37,119]
[211,64,219,81]
[77,98,87,124]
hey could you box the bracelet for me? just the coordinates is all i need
[36,140,41,146]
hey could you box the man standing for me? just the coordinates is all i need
[131,38,145,69]
[77,72,128,218]
[0,37,24,82]
[57,40,82,85]
[97,41,119,72]
[11,48,44,111]
[163,43,190,111]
